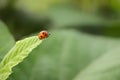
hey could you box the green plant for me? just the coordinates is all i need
[7,29,120,80]
[0,21,42,80]
[0,0,120,80]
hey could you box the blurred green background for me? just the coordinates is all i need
[0,0,120,80]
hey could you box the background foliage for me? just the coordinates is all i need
[0,0,120,80]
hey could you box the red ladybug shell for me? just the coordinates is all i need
[38,31,49,40]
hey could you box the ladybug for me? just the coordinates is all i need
[38,30,50,40]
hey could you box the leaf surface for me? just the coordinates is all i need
[0,36,42,80]
[0,21,15,62]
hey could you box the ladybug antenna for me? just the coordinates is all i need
[48,32,51,36]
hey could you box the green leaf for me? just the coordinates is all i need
[0,36,42,80]
[0,21,15,62]
[110,0,120,12]
[8,30,120,80]
[74,47,120,80]
[48,6,104,27]
[14,0,62,13]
